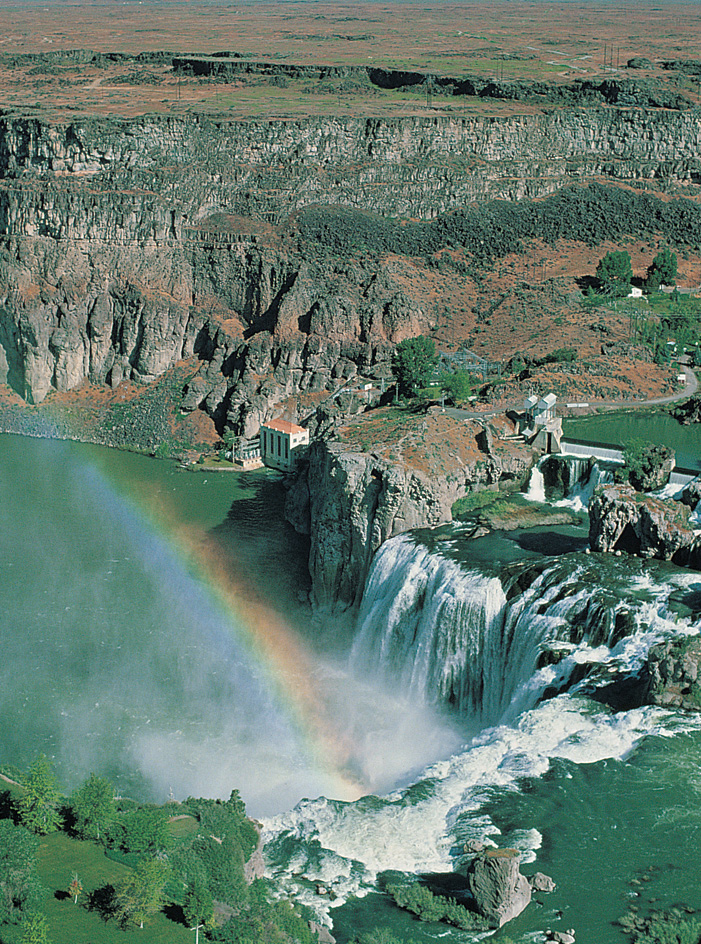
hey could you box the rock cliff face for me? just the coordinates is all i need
[589,484,697,560]
[285,436,515,611]
[1,107,701,414]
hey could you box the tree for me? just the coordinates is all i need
[183,881,214,944]
[18,755,61,836]
[114,859,169,929]
[0,821,43,925]
[392,336,436,397]
[70,773,115,842]
[21,912,52,944]
[647,248,678,289]
[118,807,171,856]
[596,250,633,297]
[440,370,471,405]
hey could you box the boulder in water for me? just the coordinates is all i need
[679,475,701,509]
[466,848,532,927]
[589,484,696,560]
[645,635,701,710]
[530,872,557,893]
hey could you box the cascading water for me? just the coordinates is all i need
[350,534,657,726]
[265,532,701,932]
[351,537,510,722]
[524,454,615,510]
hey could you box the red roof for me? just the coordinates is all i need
[262,418,306,435]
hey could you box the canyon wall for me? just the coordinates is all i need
[1,108,700,412]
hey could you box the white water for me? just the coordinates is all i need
[523,455,615,511]
[264,535,701,925]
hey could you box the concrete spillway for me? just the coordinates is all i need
[561,439,698,488]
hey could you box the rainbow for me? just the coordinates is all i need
[97,456,367,805]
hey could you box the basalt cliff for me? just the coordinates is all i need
[1,105,701,421]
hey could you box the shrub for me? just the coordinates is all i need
[440,370,472,404]
[387,883,488,931]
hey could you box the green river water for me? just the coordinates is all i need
[564,409,701,470]
[2,432,701,944]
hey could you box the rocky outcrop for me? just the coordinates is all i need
[1,106,701,418]
[680,475,701,508]
[285,437,507,611]
[243,833,266,883]
[589,484,696,560]
[624,444,675,492]
[671,394,701,425]
[465,849,532,928]
[645,635,701,710]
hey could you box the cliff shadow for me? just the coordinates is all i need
[207,472,313,632]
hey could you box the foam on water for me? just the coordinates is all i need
[264,531,701,923]
[263,695,697,924]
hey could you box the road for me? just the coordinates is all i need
[445,365,698,423]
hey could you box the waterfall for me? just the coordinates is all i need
[351,536,508,722]
[351,534,694,727]
[524,465,546,502]
[524,455,614,509]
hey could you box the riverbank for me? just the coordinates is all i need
[0,363,219,459]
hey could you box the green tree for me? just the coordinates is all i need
[183,881,214,939]
[70,773,115,842]
[114,858,169,929]
[0,821,43,924]
[18,755,61,836]
[21,912,52,944]
[118,806,171,856]
[440,370,471,405]
[596,250,633,297]
[392,336,436,397]
[647,248,678,289]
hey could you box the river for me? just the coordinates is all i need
[2,432,701,944]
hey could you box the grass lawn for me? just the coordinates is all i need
[36,833,193,944]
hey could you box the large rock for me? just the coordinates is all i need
[466,849,532,928]
[589,484,696,560]
[645,635,701,710]
[285,434,514,611]
[679,475,701,508]
[624,443,675,492]
[671,394,701,425]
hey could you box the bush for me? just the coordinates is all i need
[440,370,472,404]
[621,908,701,944]
[541,347,578,364]
[387,883,488,931]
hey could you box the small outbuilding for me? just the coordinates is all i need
[260,418,309,472]
[520,392,562,453]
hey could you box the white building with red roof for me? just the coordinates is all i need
[260,418,310,472]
